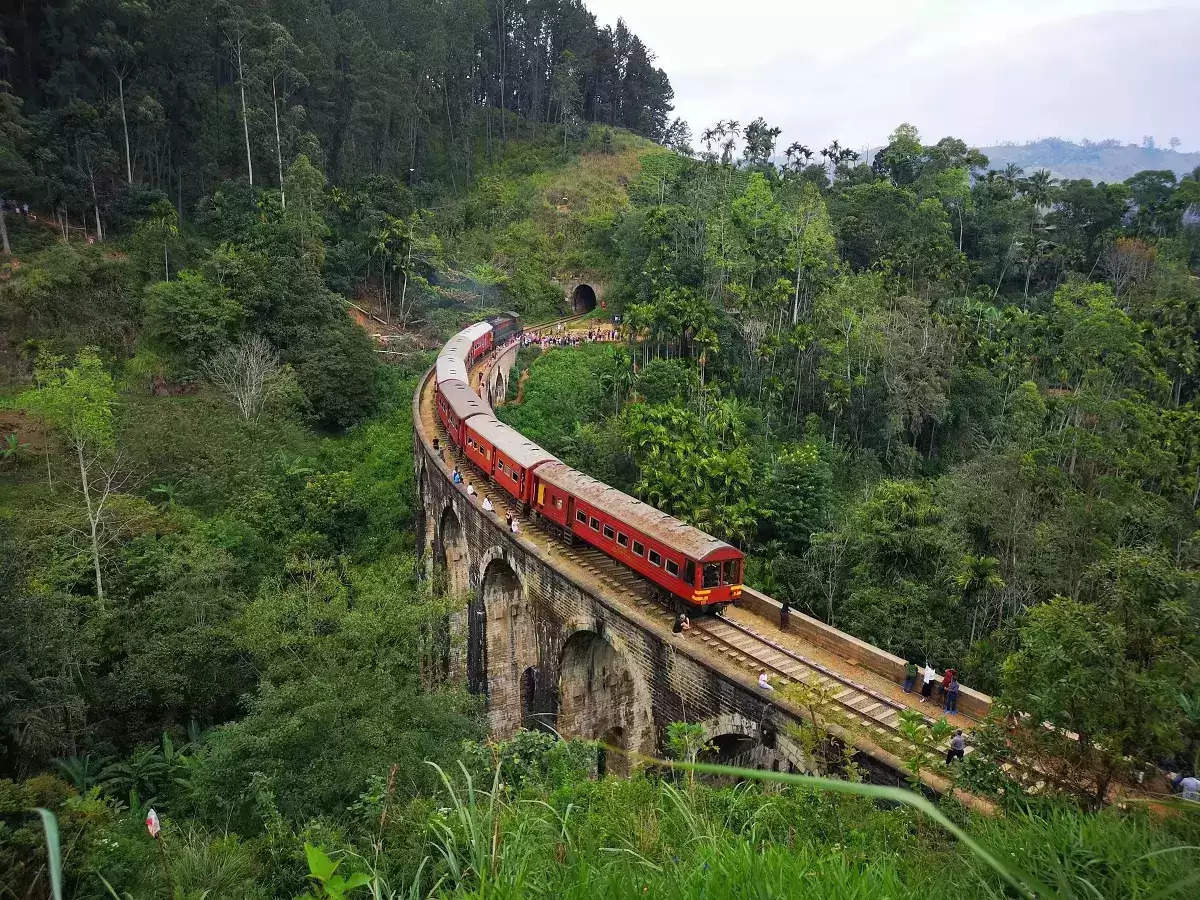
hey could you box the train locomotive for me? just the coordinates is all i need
[433,315,744,612]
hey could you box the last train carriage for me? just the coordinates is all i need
[433,318,744,613]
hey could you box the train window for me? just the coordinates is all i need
[648,549,662,567]
[685,561,696,585]
[632,541,645,557]
[616,532,628,547]
[703,563,720,588]
[724,559,740,584]
[554,497,563,510]
[589,517,600,531]
[665,559,679,577]
[576,510,587,524]
[603,525,615,540]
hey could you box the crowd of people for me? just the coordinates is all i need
[522,321,622,350]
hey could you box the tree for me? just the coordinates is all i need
[144,271,243,366]
[17,350,120,604]
[260,22,307,208]
[203,334,296,421]
[87,1,150,184]
[0,75,32,255]
[1000,567,1199,807]
[760,442,831,554]
[218,2,257,186]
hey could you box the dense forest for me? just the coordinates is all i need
[2,1,1200,897]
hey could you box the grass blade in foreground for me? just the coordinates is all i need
[34,807,64,900]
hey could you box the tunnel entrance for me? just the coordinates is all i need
[571,283,597,314]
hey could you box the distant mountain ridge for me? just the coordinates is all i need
[978,138,1200,183]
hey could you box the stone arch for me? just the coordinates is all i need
[477,556,537,734]
[436,504,471,598]
[557,627,644,776]
[571,283,597,314]
[695,712,813,775]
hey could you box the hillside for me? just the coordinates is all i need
[980,137,1200,181]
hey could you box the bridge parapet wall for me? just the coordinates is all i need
[739,588,992,721]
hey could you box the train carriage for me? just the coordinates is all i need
[459,321,494,365]
[462,416,555,506]
[530,462,743,611]
[436,379,488,447]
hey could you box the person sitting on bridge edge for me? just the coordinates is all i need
[452,467,463,485]
[944,674,960,714]
[903,661,918,694]
[945,730,966,765]
[482,495,493,512]
[758,671,775,692]
[920,663,936,703]
[672,612,691,634]
[466,483,476,497]
[432,436,440,453]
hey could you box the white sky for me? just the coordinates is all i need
[584,0,1200,153]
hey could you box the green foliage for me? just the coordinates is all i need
[143,271,242,367]
[300,843,370,899]
[17,347,116,452]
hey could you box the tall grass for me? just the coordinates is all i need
[404,756,1200,899]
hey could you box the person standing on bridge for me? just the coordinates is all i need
[903,661,918,694]
[779,598,791,629]
[939,667,955,702]
[920,663,936,703]
[944,674,960,714]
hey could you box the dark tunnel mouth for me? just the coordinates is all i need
[571,283,597,313]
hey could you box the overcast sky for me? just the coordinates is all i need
[584,0,1200,154]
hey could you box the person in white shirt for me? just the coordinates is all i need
[510,518,520,534]
[920,663,936,703]
[466,483,476,496]
[758,671,774,691]
[482,496,493,512]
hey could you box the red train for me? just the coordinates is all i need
[434,318,744,612]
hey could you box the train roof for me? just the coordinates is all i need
[438,379,488,420]
[467,416,556,469]
[435,354,469,384]
[536,461,740,562]
[460,321,493,342]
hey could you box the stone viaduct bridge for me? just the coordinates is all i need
[413,322,995,808]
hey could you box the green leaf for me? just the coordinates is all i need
[304,842,338,882]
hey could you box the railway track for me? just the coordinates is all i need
[426,341,1051,795]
